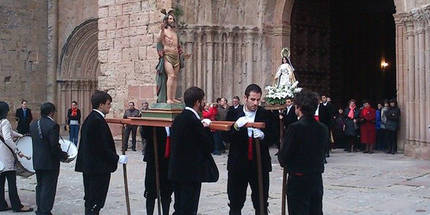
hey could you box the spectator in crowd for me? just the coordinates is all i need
[386,99,400,154]
[214,97,229,155]
[139,101,149,154]
[203,103,218,121]
[344,99,359,152]
[66,101,81,146]
[228,96,242,112]
[359,101,376,153]
[375,102,384,150]
[319,95,335,157]
[15,100,32,135]
[333,108,346,149]
[380,100,390,150]
[123,102,141,151]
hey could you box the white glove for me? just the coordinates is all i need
[119,155,128,164]
[252,128,265,140]
[201,119,212,127]
[235,116,249,128]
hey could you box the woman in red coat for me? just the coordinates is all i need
[359,101,376,153]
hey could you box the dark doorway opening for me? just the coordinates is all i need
[291,0,396,108]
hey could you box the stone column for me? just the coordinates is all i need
[426,20,430,143]
[405,19,415,141]
[245,31,254,85]
[206,29,214,102]
[394,13,408,151]
[417,24,425,142]
[47,0,58,103]
[227,31,234,100]
[185,29,194,89]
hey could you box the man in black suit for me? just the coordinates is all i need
[278,90,329,215]
[30,102,68,215]
[15,100,32,134]
[281,98,298,130]
[169,87,214,215]
[318,95,335,158]
[228,96,242,112]
[75,91,128,215]
[142,126,173,215]
[224,84,273,215]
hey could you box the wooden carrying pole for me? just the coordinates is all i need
[279,115,287,215]
[248,122,266,215]
[121,124,132,215]
[152,127,162,215]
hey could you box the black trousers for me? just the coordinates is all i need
[287,173,323,215]
[172,182,201,215]
[0,171,23,211]
[83,173,111,215]
[35,170,59,215]
[386,130,398,153]
[123,125,138,150]
[145,162,173,215]
[227,170,269,215]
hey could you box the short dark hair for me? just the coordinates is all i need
[72,101,78,105]
[294,89,319,117]
[40,102,56,116]
[221,97,228,103]
[129,101,135,106]
[216,97,221,103]
[244,84,262,97]
[91,90,112,109]
[21,100,27,104]
[184,87,205,108]
[233,96,240,101]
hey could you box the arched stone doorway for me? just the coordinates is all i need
[289,0,396,107]
[57,19,99,131]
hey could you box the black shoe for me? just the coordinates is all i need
[0,207,11,212]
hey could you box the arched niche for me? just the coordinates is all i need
[57,19,99,130]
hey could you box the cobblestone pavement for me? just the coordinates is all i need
[2,145,430,215]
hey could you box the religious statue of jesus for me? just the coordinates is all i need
[156,9,183,104]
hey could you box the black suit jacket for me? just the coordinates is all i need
[224,106,274,173]
[278,116,329,174]
[142,126,168,164]
[16,108,32,134]
[282,105,298,130]
[75,111,119,174]
[30,116,68,170]
[168,109,214,182]
[319,102,335,127]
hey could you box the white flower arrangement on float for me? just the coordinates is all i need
[265,81,302,105]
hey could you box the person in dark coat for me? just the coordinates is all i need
[333,109,346,148]
[168,87,215,215]
[142,126,173,215]
[66,101,81,146]
[319,95,335,157]
[344,99,359,152]
[223,84,274,215]
[281,98,298,130]
[278,89,329,215]
[15,100,32,135]
[30,102,68,215]
[385,99,400,154]
[75,91,128,215]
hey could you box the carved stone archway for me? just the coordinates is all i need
[57,19,99,130]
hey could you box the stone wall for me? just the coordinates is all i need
[97,0,173,118]
[0,0,48,125]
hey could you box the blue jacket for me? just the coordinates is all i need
[375,109,381,130]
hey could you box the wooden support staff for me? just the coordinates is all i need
[248,122,266,215]
[152,127,162,215]
[121,124,132,215]
[279,113,287,215]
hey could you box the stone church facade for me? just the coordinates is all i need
[0,0,429,159]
